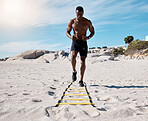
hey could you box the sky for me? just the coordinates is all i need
[0,0,148,58]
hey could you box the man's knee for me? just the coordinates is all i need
[71,55,77,60]
[81,58,86,65]
[81,62,85,67]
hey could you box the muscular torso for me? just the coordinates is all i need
[72,17,89,40]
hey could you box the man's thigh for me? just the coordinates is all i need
[79,46,88,57]
[80,56,86,63]
[71,50,78,57]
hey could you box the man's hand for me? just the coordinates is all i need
[72,35,77,41]
[82,35,88,41]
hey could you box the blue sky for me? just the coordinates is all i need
[0,0,148,58]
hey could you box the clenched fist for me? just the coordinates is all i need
[82,35,89,41]
[72,35,78,41]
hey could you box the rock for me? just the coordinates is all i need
[0,59,4,61]
[22,50,45,59]
[6,55,24,61]
[91,56,109,64]
[6,50,51,62]
[109,56,115,60]
[0,57,9,61]
[42,53,57,62]
[99,48,113,56]
[34,56,50,63]
[104,52,112,56]
[88,50,91,53]
[58,50,69,58]
[91,54,101,57]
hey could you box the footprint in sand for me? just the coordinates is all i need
[23,93,30,95]
[54,79,59,82]
[97,107,107,111]
[32,99,42,102]
[7,93,16,96]
[123,97,130,101]
[40,83,45,87]
[48,91,54,96]
[63,108,74,119]
[135,105,148,113]
[50,87,56,90]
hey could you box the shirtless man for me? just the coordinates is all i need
[66,6,95,87]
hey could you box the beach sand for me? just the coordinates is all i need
[0,55,148,121]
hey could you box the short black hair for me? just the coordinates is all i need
[76,6,84,12]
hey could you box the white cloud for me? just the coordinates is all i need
[0,0,148,28]
[139,4,148,12]
[0,40,62,58]
[40,0,148,26]
[96,29,108,33]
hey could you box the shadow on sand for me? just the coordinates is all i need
[90,85,148,89]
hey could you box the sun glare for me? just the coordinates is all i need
[3,0,25,15]
[0,0,38,28]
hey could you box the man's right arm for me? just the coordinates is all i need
[66,19,73,39]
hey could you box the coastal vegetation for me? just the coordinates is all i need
[125,39,148,55]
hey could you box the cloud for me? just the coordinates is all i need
[139,4,148,12]
[0,40,62,58]
[1,0,148,28]
[96,29,108,33]
[0,0,75,27]
[34,0,148,26]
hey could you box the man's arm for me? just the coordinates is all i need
[66,19,73,39]
[87,20,95,39]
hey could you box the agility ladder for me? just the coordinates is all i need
[55,81,95,107]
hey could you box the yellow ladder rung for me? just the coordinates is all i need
[58,103,93,105]
[68,90,86,92]
[63,94,88,96]
[61,98,91,101]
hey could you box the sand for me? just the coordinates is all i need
[0,54,148,121]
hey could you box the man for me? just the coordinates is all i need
[66,6,95,87]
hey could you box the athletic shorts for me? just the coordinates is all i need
[71,39,88,57]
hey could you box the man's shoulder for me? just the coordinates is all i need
[83,17,91,23]
[82,17,89,21]
[69,18,76,23]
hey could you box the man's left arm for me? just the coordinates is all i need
[87,20,95,40]
[82,20,95,41]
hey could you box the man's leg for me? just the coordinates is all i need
[80,56,86,81]
[71,50,78,81]
[71,50,78,72]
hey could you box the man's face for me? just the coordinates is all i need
[76,10,83,19]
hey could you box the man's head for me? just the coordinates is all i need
[76,6,84,19]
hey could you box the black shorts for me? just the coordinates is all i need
[71,40,88,57]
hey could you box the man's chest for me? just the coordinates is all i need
[72,20,88,30]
